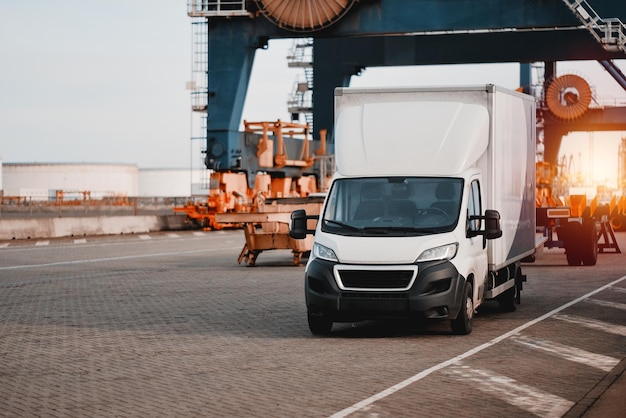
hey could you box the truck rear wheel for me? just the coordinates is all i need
[497,266,519,312]
[579,220,598,266]
[308,312,333,335]
[451,282,473,335]
[564,222,582,266]
[498,286,517,312]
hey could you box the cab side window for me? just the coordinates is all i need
[467,180,482,234]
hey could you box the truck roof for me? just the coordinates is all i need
[334,96,490,176]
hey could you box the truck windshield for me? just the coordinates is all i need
[321,177,463,236]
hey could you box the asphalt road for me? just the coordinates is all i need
[1,230,624,417]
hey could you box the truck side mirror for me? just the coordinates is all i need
[467,209,502,240]
[483,210,503,240]
[289,209,318,239]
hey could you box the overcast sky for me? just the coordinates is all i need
[0,1,190,168]
[1,2,625,186]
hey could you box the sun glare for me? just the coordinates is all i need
[558,131,624,191]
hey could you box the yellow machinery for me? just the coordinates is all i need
[175,120,331,265]
[215,195,324,266]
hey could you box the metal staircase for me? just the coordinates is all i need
[287,39,314,128]
[561,0,626,54]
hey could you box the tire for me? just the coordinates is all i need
[497,267,518,312]
[451,282,473,335]
[579,220,598,266]
[308,312,333,335]
[498,286,516,312]
[564,222,582,266]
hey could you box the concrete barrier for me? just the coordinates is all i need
[0,215,189,240]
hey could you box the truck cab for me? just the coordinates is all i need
[292,171,502,335]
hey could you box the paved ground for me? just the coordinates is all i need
[0,230,624,417]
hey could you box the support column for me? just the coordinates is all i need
[313,38,368,143]
[205,19,261,170]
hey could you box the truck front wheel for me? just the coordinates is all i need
[451,282,473,335]
[308,312,333,335]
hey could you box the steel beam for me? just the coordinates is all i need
[543,107,626,165]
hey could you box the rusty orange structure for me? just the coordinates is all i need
[174,120,332,264]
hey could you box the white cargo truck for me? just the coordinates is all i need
[290,84,537,335]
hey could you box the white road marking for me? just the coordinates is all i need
[193,232,206,236]
[166,233,181,238]
[35,241,49,246]
[585,298,626,311]
[0,245,243,270]
[0,243,9,248]
[554,314,626,337]
[512,335,619,372]
[329,274,626,418]
[444,363,574,418]
[74,239,87,244]
[138,235,151,240]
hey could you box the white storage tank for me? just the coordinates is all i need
[2,163,138,200]
[138,168,206,197]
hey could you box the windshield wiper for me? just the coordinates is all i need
[363,226,439,235]
[361,226,392,234]
[323,219,363,232]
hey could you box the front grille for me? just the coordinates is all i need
[338,269,415,290]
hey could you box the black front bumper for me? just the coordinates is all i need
[305,258,466,322]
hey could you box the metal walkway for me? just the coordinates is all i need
[562,0,626,53]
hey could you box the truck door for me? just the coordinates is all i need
[466,178,488,303]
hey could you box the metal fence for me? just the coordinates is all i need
[0,196,194,219]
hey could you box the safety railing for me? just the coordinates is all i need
[0,196,194,219]
[561,0,626,54]
[187,0,249,17]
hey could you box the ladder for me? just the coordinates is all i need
[189,18,208,113]
[187,16,211,184]
[186,1,249,181]
[561,0,626,54]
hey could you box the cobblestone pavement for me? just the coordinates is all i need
[1,230,624,417]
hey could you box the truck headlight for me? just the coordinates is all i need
[312,243,338,262]
[416,243,458,262]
